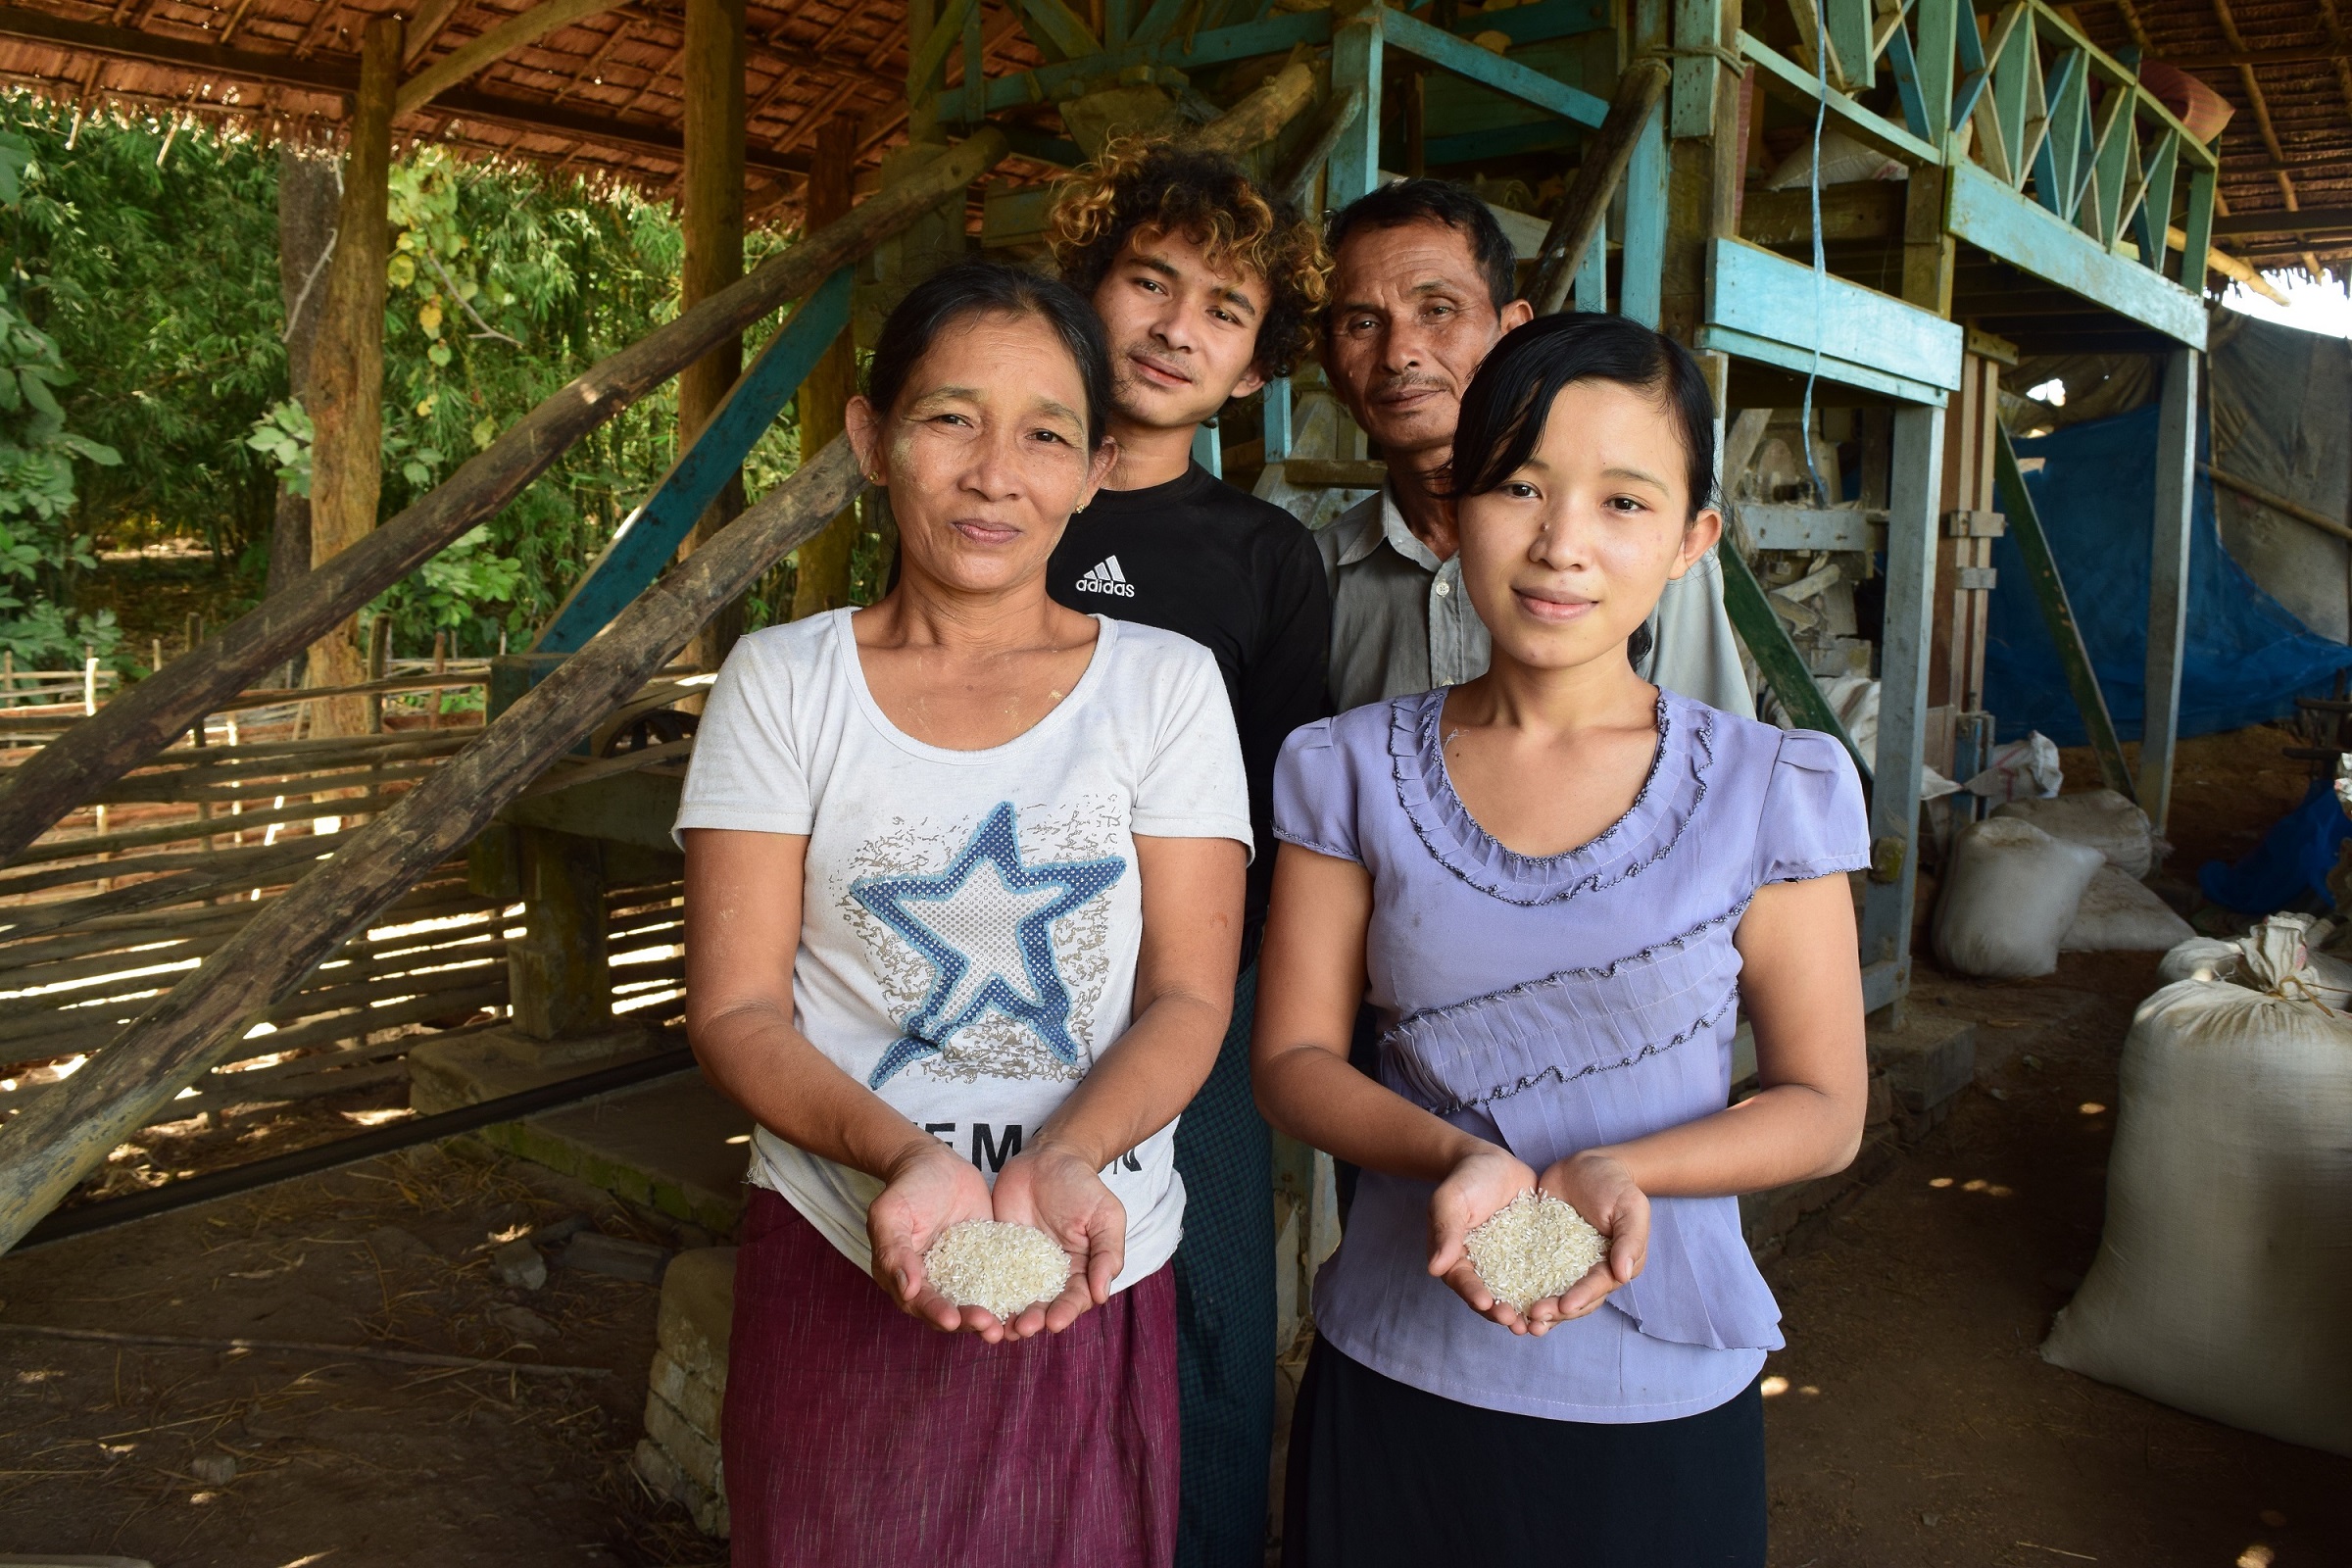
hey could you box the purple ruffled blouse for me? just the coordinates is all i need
[1271,687,1870,1423]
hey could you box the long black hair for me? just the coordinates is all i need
[1448,312,1719,514]
[864,259,1115,446]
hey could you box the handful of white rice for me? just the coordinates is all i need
[1464,1192,1607,1315]
[922,1221,1072,1323]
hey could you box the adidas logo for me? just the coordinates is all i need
[1074,555,1137,598]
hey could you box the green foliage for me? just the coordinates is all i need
[245,398,312,496]
[0,99,812,665]
[0,122,124,670]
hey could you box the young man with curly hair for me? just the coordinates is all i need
[1044,137,1334,1568]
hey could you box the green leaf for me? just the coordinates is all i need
[19,372,64,420]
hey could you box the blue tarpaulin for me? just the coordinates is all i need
[2197,778,2350,915]
[1981,404,2352,747]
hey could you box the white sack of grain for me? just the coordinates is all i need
[1934,817,2104,978]
[2042,916,2352,1456]
[2155,916,2352,1006]
[2062,864,2196,952]
[2157,936,2244,986]
[1993,789,2157,878]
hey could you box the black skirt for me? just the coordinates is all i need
[1281,1339,1767,1568]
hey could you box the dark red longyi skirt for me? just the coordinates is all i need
[722,1187,1179,1567]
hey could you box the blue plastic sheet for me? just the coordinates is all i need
[2198,778,2351,916]
[1981,404,2352,747]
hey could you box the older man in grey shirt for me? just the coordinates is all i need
[1313,178,1751,715]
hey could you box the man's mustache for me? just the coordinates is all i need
[1368,371,1451,401]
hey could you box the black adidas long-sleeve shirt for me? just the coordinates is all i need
[1047,462,1334,965]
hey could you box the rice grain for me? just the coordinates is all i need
[1464,1192,1607,1314]
[921,1220,1072,1323]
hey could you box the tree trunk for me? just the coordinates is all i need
[303,15,402,735]
[270,146,339,613]
[678,0,747,673]
[788,115,864,619]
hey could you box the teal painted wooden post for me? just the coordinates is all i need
[962,1,986,128]
[2138,347,2197,834]
[1672,0,1728,133]
[1824,0,1873,91]
[1328,13,1384,207]
[1263,377,1292,461]
[1574,231,1606,310]
[2179,166,2216,292]
[1193,421,1223,477]
[1911,0,1958,146]
[1620,102,1667,326]
[2132,129,2180,274]
[1859,403,1945,995]
[532,269,854,654]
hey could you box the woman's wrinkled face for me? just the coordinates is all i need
[1455,378,1722,674]
[846,309,1114,597]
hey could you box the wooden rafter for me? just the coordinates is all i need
[550,12,632,100]
[397,0,629,117]
[0,5,815,172]
[2206,0,2298,214]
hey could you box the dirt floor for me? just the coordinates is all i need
[0,726,2347,1565]
[1762,951,2352,1568]
[0,1144,714,1567]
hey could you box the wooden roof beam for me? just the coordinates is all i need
[0,5,810,171]
[396,0,629,116]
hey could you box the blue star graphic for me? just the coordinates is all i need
[852,801,1127,1088]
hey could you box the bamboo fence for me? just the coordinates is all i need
[0,671,691,1132]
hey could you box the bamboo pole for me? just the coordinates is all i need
[788,115,866,618]
[0,130,1011,869]
[2202,462,2352,544]
[304,16,402,740]
[0,438,864,1251]
[679,0,749,675]
[1190,58,1320,158]
[1526,58,1671,315]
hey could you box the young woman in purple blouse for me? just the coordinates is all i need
[1253,313,1871,1565]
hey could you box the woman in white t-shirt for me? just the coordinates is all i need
[676,260,1252,1567]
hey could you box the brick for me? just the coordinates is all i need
[634,1436,731,1540]
[645,1390,723,1494]
[1868,1014,1976,1115]
[655,1247,737,1390]
[651,1348,724,1435]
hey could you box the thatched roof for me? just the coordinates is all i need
[0,0,1048,217]
[2077,0,2352,271]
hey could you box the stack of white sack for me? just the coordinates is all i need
[1993,790,2194,954]
[2041,917,2352,1456]
[1936,792,2194,976]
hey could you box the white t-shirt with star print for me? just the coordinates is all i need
[674,608,1251,1296]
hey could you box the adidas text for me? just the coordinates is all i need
[1075,557,1136,598]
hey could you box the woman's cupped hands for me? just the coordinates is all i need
[1426,1142,1652,1336]
[867,1137,1125,1344]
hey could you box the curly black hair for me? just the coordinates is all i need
[1048,138,1331,379]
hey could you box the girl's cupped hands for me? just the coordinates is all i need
[1427,1142,1650,1336]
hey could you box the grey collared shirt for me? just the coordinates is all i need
[1315,486,1490,712]
[1312,484,1755,718]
